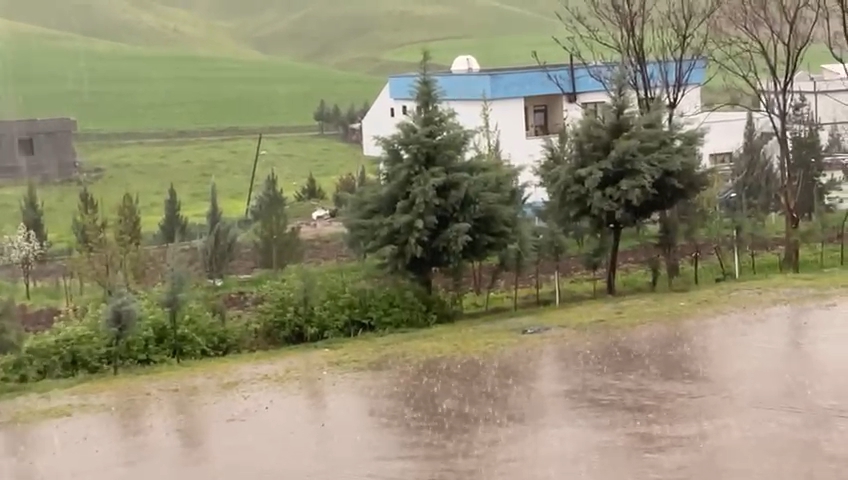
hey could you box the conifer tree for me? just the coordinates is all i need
[344,51,524,293]
[71,186,107,256]
[788,96,828,219]
[545,73,707,295]
[250,170,301,270]
[333,172,358,209]
[158,183,188,244]
[206,182,223,236]
[294,172,327,202]
[313,99,328,134]
[115,192,142,284]
[20,181,47,250]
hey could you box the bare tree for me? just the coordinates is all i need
[547,0,719,120]
[542,0,720,286]
[709,0,821,272]
[823,0,848,72]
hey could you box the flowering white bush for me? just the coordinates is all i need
[2,223,44,300]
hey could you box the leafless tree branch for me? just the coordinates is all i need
[708,0,821,271]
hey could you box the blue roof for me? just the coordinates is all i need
[388,58,707,101]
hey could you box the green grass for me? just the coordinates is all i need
[0,27,381,131]
[1,0,841,131]
[4,265,848,422]
[0,135,372,246]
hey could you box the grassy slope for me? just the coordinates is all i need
[0,21,381,131]
[2,0,837,131]
[0,0,568,130]
[0,135,371,246]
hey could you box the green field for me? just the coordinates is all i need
[0,135,371,246]
[0,0,839,131]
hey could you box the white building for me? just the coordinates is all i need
[361,55,777,203]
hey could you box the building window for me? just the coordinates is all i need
[532,105,549,137]
[390,107,395,118]
[582,102,604,119]
[402,105,408,115]
[17,137,34,157]
[709,152,733,166]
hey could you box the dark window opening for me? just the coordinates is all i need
[390,107,395,118]
[17,137,34,157]
[524,106,529,134]
[402,105,408,115]
[582,102,604,119]
[532,105,549,137]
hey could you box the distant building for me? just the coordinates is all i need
[0,118,79,181]
[361,55,765,203]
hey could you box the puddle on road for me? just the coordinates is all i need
[3,302,848,479]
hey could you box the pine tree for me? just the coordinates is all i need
[789,96,828,219]
[114,192,142,284]
[545,72,707,295]
[115,193,142,252]
[158,183,188,244]
[330,104,342,131]
[71,186,107,256]
[333,172,358,209]
[200,183,237,281]
[294,172,327,202]
[250,169,301,270]
[344,51,525,293]
[206,182,223,236]
[359,100,371,120]
[826,124,844,154]
[19,181,47,251]
[731,111,780,216]
[313,99,328,135]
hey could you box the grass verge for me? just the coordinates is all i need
[2,267,847,424]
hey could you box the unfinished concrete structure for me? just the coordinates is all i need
[0,118,78,180]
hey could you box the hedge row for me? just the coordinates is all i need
[0,266,452,383]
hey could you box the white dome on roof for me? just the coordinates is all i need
[450,55,481,73]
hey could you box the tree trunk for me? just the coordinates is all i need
[534,261,540,306]
[606,227,622,296]
[783,213,800,273]
[113,337,120,375]
[693,250,699,286]
[714,245,727,279]
[841,211,848,266]
[750,250,756,275]
[512,271,519,312]
[821,240,825,269]
[659,210,680,289]
[554,267,561,306]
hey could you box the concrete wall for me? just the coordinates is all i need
[0,118,78,180]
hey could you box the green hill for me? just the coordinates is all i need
[0,0,582,131]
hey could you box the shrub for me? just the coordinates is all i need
[256,265,452,346]
[0,264,453,384]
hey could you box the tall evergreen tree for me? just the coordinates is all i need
[115,193,142,253]
[730,111,780,216]
[826,124,845,154]
[19,181,47,250]
[294,172,327,201]
[329,104,342,130]
[333,172,358,209]
[313,99,328,135]
[158,183,188,244]
[359,101,371,120]
[250,170,301,270]
[545,73,707,295]
[206,182,223,236]
[344,51,524,293]
[789,96,828,219]
[71,186,107,255]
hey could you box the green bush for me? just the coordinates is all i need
[256,265,452,346]
[0,264,452,384]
